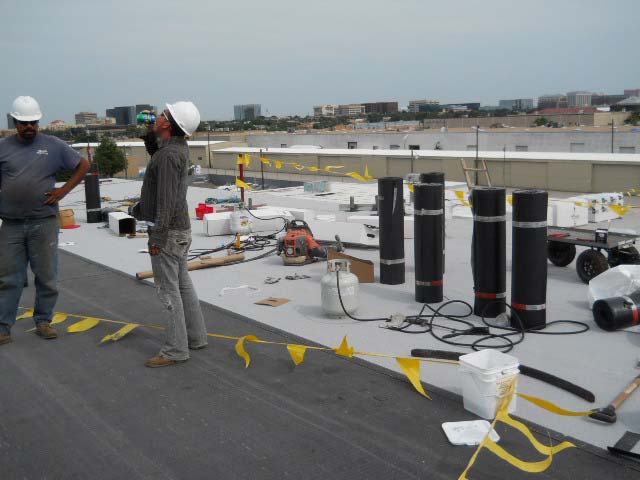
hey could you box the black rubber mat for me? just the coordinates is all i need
[0,251,637,480]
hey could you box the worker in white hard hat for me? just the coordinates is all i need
[132,101,208,367]
[0,96,91,345]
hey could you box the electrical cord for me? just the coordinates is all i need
[334,268,589,353]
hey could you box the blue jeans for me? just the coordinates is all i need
[0,216,59,335]
[150,229,208,360]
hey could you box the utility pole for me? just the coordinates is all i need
[475,124,480,186]
[611,119,615,154]
[260,148,265,190]
[410,149,414,173]
[206,122,212,169]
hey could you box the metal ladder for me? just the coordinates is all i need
[460,158,492,188]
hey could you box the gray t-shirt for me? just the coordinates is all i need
[0,134,81,219]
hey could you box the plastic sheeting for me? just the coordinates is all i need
[588,265,640,308]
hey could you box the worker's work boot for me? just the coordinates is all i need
[35,323,58,340]
[0,334,12,346]
[145,355,186,368]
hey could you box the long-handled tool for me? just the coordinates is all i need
[411,348,595,403]
[590,373,640,424]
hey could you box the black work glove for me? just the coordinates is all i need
[139,130,159,156]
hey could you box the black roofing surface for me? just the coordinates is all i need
[0,251,637,480]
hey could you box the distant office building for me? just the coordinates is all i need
[106,106,136,126]
[538,94,568,109]
[6,113,14,129]
[135,104,156,114]
[567,91,592,107]
[75,112,98,125]
[498,98,534,111]
[408,99,439,113]
[234,104,262,121]
[591,94,626,106]
[624,89,640,98]
[336,104,366,117]
[362,102,398,114]
[441,103,480,112]
[313,105,337,117]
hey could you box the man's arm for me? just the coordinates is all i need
[44,157,91,205]
[148,154,179,254]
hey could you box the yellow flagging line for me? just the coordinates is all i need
[17,306,595,478]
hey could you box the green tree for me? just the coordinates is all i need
[94,137,126,177]
[533,117,549,127]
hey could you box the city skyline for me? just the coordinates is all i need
[2,0,639,123]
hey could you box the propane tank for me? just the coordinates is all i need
[321,259,359,317]
[230,204,252,235]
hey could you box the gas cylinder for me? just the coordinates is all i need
[230,205,252,235]
[321,259,359,317]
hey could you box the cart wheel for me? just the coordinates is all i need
[548,241,576,267]
[609,246,640,267]
[576,249,609,283]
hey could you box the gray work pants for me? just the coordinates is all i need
[151,229,208,360]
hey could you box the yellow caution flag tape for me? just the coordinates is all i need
[345,172,368,182]
[260,157,271,166]
[235,334,259,368]
[16,309,34,320]
[100,323,139,343]
[16,304,593,479]
[458,380,593,479]
[67,317,101,333]
[364,165,373,180]
[275,160,283,169]
[235,178,253,190]
[287,344,308,366]
[324,165,344,173]
[51,313,68,325]
[610,204,631,216]
[454,190,471,207]
[507,195,513,206]
[335,335,355,358]
[408,184,415,192]
[396,357,431,399]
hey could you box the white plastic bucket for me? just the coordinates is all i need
[459,350,519,419]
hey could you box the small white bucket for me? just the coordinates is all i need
[459,350,519,419]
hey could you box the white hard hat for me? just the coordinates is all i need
[165,101,200,136]
[10,96,43,122]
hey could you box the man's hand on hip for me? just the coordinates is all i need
[149,245,161,256]
[44,187,70,205]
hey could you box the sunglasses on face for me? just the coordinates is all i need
[17,120,39,126]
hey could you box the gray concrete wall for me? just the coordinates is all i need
[247,130,640,154]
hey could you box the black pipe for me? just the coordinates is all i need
[511,189,548,329]
[593,291,640,331]
[414,183,444,303]
[84,162,102,223]
[471,187,506,317]
[378,177,405,285]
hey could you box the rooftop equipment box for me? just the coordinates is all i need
[108,211,136,236]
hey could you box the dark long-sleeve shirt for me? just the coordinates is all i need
[133,136,190,248]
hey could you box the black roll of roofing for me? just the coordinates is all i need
[511,189,548,329]
[414,183,444,303]
[378,177,405,285]
[419,172,446,272]
[85,162,102,224]
[471,187,506,318]
[593,291,640,331]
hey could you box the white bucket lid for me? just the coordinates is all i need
[459,349,519,375]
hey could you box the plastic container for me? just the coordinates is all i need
[459,350,519,419]
[230,206,252,234]
[321,259,359,317]
[195,203,214,220]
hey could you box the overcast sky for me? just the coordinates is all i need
[2,0,638,123]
